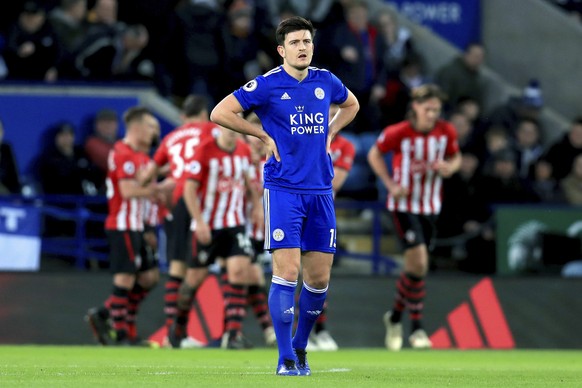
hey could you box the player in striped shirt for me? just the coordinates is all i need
[151,95,218,347]
[368,84,461,351]
[86,107,161,345]
[167,125,260,350]
[211,16,359,376]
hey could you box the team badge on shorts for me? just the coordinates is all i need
[405,230,416,244]
[272,228,285,242]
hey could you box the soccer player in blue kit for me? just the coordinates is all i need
[211,16,359,376]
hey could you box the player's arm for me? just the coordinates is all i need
[244,171,264,232]
[332,167,349,195]
[434,151,462,178]
[328,90,359,143]
[183,178,211,245]
[210,94,280,161]
[367,145,408,199]
[118,178,157,199]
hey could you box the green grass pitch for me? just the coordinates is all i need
[1,346,581,387]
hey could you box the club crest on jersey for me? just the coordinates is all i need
[243,80,258,92]
[314,87,325,100]
[123,161,135,175]
[186,160,201,175]
[272,228,285,242]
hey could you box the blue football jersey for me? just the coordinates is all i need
[233,66,348,194]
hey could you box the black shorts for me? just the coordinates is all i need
[140,229,160,272]
[391,212,437,251]
[165,198,193,263]
[106,230,144,274]
[251,238,265,264]
[189,226,253,268]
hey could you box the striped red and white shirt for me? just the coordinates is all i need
[376,119,459,215]
[105,141,151,231]
[153,121,218,205]
[330,134,355,172]
[184,138,252,230]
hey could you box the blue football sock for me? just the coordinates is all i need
[268,276,297,364]
[292,282,328,350]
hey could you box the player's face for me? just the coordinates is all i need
[412,97,442,132]
[138,114,160,149]
[279,30,313,71]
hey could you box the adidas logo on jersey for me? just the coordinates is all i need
[281,92,291,100]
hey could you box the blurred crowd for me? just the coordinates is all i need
[1,0,582,274]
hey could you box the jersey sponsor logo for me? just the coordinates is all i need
[314,87,325,100]
[281,92,291,100]
[289,112,325,135]
[243,80,258,92]
[123,161,135,175]
[216,176,236,193]
[273,228,285,241]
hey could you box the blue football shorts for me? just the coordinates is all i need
[263,188,336,253]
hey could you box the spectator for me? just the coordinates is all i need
[0,119,22,195]
[75,23,151,81]
[435,42,487,111]
[461,148,539,273]
[540,116,582,181]
[38,122,98,195]
[166,0,224,103]
[84,0,125,41]
[513,118,544,179]
[477,125,511,171]
[530,159,565,203]
[84,108,119,191]
[219,2,262,98]
[4,1,60,82]
[561,154,582,205]
[375,53,429,127]
[48,0,88,78]
[319,0,386,133]
[486,79,544,135]
[375,7,417,72]
[448,110,476,152]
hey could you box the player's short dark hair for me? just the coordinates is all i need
[123,106,153,126]
[410,84,448,103]
[182,94,208,117]
[275,16,315,45]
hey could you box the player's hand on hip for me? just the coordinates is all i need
[264,136,280,162]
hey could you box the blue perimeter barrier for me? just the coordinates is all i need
[0,195,397,274]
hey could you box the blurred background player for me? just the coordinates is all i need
[241,113,276,347]
[151,94,218,348]
[168,125,260,350]
[307,104,355,351]
[367,84,461,351]
[85,106,161,345]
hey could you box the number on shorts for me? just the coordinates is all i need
[329,228,336,248]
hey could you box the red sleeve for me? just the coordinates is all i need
[444,121,460,157]
[114,149,138,180]
[334,138,356,171]
[376,124,402,154]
